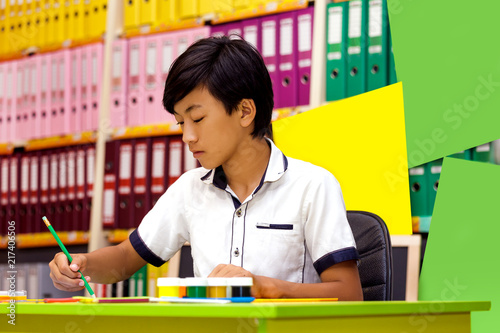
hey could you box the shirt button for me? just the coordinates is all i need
[234,248,240,257]
[236,209,242,217]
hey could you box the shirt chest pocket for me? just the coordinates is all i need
[245,220,304,282]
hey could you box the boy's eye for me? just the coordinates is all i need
[176,121,184,126]
[193,117,204,123]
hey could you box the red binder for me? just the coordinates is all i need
[83,144,96,231]
[103,141,118,229]
[150,137,168,208]
[19,154,30,234]
[39,152,50,227]
[118,140,133,229]
[28,151,41,233]
[0,157,9,235]
[8,153,20,233]
[168,136,183,186]
[132,138,151,228]
[57,148,71,231]
[75,146,86,231]
[48,149,60,230]
[66,147,77,231]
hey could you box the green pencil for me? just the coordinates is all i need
[42,216,96,298]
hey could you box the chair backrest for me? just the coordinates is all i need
[346,210,393,301]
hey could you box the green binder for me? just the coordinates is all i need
[136,265,148,297]
[409,165,429,218]
[367,0,388,92]
[448,150,471,160]
[346,0,368,97]
[470,142,494,163]
[426,158,443,217]
[388,28,397,84]
[128,265,148,296]
[326,1,348,101]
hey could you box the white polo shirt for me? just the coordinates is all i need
[130,139,359,283]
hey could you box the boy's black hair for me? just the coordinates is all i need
[162,36,274,139]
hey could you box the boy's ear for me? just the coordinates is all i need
[239,99,256,128]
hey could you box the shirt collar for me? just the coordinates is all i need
[200,138,288,190]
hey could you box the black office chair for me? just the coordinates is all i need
[346,210,393,301]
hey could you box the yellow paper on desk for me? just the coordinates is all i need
[273,83,411,235]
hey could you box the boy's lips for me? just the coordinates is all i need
[191,150,204,158]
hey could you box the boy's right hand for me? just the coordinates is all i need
[49,252,91,292]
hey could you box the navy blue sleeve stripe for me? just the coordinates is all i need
[313,247,360,275]
[129,229,166,267]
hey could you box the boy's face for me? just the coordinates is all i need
[173,85,247,170]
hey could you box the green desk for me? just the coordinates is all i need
[0,301,490,333]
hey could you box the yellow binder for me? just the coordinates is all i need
[200,0,231,16]
[10,0,29,53]
[124,0,140,30]
[52,0,66,45]
[72,0,85,42]
[33,0,48,49]
[83,0,91,40]
[233,0,251,10]
[63,0,75,42]
[178,0,197,20]
[140,0,157,27]
[88,0,106,39]
[0,0,8,56]
[159,0,178,25]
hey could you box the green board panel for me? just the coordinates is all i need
[387,0,500,167]
[419,157,500,332]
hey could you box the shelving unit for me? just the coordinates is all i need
[0,0,426,301]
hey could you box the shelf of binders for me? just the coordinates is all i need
[0,231,89,249]
[0,0,108,61]
[111,123,182,141]
[212,0,309,24]
[0,143,14,156]
[122,0,309,38]
[24,131,97,152]
[409,143,497,233]
[124,18,205,39]
[109,105,313,141]
[0,229,133,249]
[106,229,134,244]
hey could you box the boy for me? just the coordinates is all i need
[49,36,363,300]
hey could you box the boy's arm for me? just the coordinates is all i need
[49,238,147,292]
[209,260,363,301]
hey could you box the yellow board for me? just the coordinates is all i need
[273,83,412,235]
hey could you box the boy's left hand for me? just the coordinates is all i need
[208,264,279,298]
[208,264,253,278]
